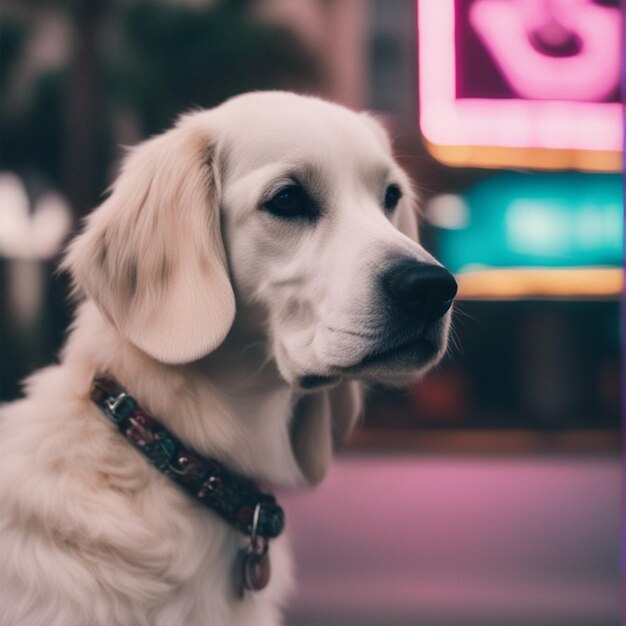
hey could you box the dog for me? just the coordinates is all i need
[0,91,456,626]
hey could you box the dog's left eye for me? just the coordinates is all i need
[262,185,317,220]
[384,184,402,212]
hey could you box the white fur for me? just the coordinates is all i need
[0,92,452,626]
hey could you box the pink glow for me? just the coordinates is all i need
[418,0,622,153]
[282,456,620,624]
[470,0,620,102]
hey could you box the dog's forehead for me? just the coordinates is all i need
[211,92,391,175]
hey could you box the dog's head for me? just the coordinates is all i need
[214,94,456,390]
[64,92,456,482]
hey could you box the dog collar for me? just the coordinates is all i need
[90,376,284,595]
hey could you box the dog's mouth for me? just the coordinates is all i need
[295,335,441,390]
[298,374,340,390]
[355,336,438,369]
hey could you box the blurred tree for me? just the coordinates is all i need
[0,0,322,214]
[113,0,321,136]
[64,0,107,217]
[0,14,26,88]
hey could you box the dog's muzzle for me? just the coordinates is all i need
[338,259,457,373]
[296,259,458,387]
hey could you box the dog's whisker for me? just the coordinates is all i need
[452,303,486,329]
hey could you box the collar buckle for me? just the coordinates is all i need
[104,391,136,423]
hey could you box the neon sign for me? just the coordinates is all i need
[418,0,622,171]
[432,172,623,272]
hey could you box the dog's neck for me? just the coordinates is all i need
[64,301,306,486]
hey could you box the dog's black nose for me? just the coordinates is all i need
[383,260,457,326]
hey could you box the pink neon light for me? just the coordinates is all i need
[417,0,622,153]
[470,0,620,102]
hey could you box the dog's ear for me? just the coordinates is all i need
[62,116,235,364]
[290,381,363,484]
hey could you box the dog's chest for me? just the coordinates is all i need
[0,406,292,626]
[125,499,293,626]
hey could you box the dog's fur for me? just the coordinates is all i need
[0,92,452,626]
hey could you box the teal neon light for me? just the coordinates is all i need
[435,173,623,273]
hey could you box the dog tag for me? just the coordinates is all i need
[243,549,270,591]
[234,546,271,597]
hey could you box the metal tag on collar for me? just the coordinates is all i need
[234,503,271,598]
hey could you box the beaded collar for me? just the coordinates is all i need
[91,376,284,595]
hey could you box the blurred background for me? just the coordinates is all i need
[0,1,622,625]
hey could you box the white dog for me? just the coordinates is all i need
[0,92,456,626]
